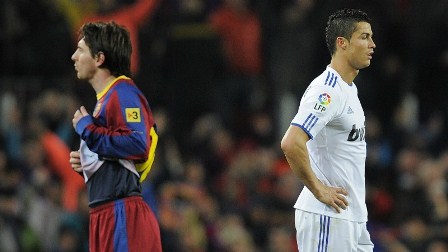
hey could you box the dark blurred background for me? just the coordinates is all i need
[1,0,448,251]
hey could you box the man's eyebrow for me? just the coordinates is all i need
[360,32,373,37]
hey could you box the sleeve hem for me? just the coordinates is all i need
[291,123,314,139]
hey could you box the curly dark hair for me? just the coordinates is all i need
[325,9,371,56]
[79,21,132,77]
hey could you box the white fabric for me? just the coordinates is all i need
[295,210,373,252]
[291,66,368,222]
[79,140,139,182]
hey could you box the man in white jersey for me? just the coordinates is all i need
[281,9,376,252]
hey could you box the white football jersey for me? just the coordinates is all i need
[291,66,367,222]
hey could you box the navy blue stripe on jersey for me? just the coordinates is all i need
[303,113,318,131]
[318,215,330,252]
[324,71,331,85]
[331,76,337,87]
[291,113,318,139]
[324,71,338,88]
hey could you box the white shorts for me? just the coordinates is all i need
[295,209,374,252]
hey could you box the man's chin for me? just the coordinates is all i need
[358,62,371,70]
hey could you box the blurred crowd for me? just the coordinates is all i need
[1,0,448,251]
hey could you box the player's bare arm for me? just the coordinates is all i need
[281,125,348,213]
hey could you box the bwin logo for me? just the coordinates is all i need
[347,124,365,141]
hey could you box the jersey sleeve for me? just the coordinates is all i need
[75,85,156,162]
[291,84,341,139]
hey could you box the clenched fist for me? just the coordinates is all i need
[69,151,83,173]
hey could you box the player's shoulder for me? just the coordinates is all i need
[304,70,343,98]
[312,68,344,91]
[114,77,136,88]
[112,78,141,95]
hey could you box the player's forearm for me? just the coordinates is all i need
[281,126,322,195]
[84,128,149,160]
[283,145,322,195]
[75,116,150,160]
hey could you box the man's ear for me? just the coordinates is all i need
[95,52,105,66]
[336,37,348,50]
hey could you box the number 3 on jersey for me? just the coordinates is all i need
[126,108,141,122]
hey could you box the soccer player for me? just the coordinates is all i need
[280,9,376,251]
[69,21,162,252]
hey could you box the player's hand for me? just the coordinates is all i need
[72,106,89,129]
[314,183,348,213]
[69,151,83,173]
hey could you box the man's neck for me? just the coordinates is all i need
[329,57,359,85]
[89,72,116,95]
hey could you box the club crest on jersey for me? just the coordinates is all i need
[314,93,331,112]
[126,108,141,122]
[93,102,102,117]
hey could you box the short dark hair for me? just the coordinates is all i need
[79,21,132,77]
[325,9,371,56]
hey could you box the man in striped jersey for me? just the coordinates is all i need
[281,9,375,252]
[69,21,162,252]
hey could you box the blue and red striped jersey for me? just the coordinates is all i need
[76,76,157,182]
